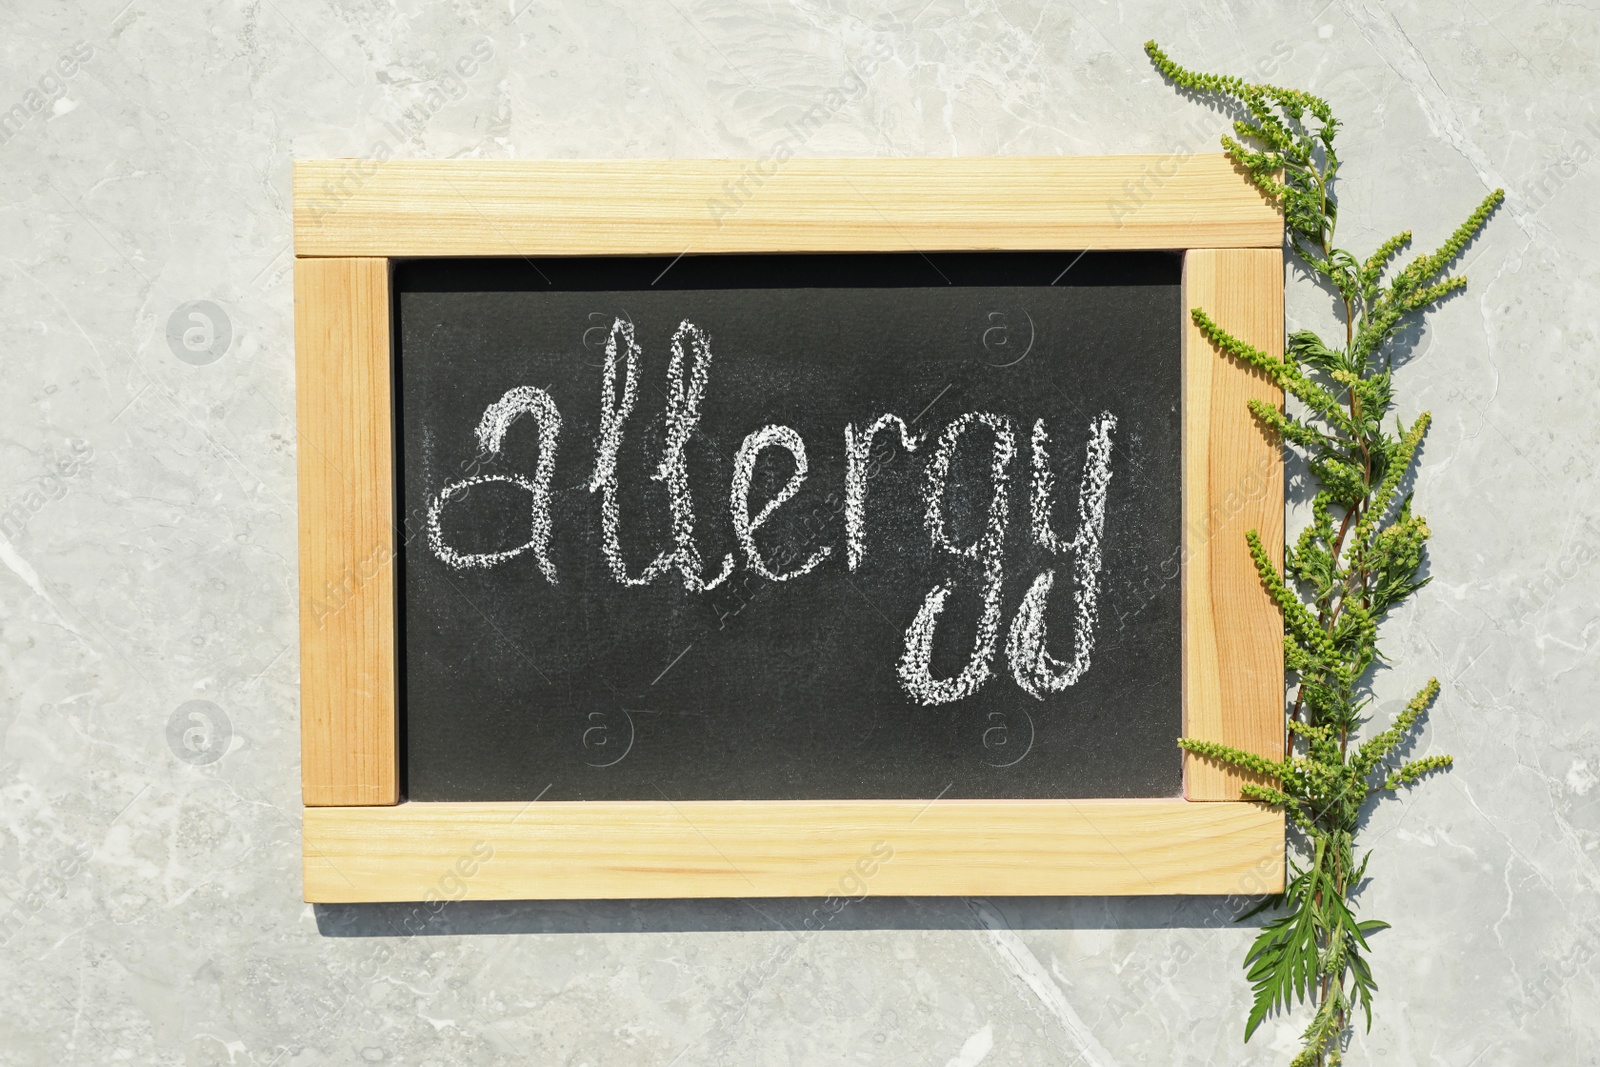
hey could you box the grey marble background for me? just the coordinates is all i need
[2,0,1595,1063]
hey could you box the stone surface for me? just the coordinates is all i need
[1,1,1596,1064]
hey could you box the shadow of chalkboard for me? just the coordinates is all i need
[394,252,1182,803]
[313,891,1265,937]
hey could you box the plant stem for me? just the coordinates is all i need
[1147,40,1486,1065]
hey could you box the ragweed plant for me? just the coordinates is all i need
[1144,41,1501,1066]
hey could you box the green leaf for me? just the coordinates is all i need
[1241,858,1324,1042]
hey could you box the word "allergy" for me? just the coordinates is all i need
[427,319,1118,706]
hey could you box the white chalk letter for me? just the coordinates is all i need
[844,413,922,571]
[428,385,563,581]
[897,412,1015,705]
[655,320,735,592]
[730,424,831,582]
[1007,413,1117,697]
[588,318,674,586]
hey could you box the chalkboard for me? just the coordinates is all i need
[395,252,1183,803]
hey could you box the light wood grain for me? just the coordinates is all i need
[296,257,398,806]
[303,799,1284,901]
[292,155,1280,258]
[1183,249,1287,800]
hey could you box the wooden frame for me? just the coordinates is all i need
[294,156,1285,903]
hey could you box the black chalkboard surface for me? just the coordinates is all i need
[396,252,1182,803]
